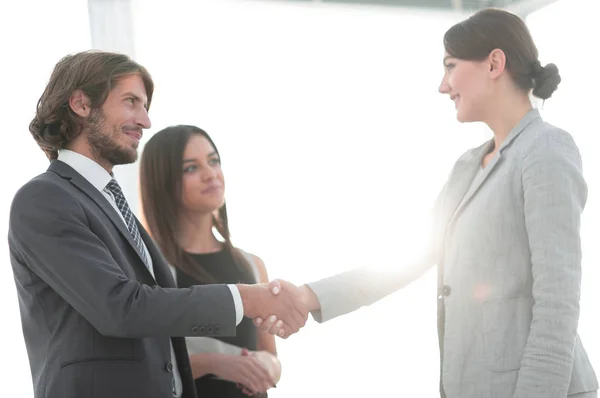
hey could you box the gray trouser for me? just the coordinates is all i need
[569,392,598,398]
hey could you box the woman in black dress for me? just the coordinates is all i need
[140,125,280,397]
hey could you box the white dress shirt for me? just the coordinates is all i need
[57,149,244,397]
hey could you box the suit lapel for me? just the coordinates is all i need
[440,109,542,230]
[438,143,487,230]
[49,160,156,282]
[446,142,499,228]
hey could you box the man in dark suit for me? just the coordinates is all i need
[8,50,307,398]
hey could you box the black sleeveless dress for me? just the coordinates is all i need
[176,249,265,398]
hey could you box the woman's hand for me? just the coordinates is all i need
[236,349,279,396]
[191,352,275,395]
[251,350,282,385]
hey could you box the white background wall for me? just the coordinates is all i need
[0,2,92,397]
[0,0,597,396]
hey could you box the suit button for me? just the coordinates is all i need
[191,326,199,335]
[199,326,206,335]
[165,361,173,372]
[442,285,452,296]
[206,326,214,335]
[214,325,220,335]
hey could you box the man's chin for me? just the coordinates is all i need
[108,148,138,166]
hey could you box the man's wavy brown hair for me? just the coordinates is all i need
[29,50,154,160]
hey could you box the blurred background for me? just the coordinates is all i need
[1,0,598,396]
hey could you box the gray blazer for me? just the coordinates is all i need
[8,160,237,398]
[307,109,598,398]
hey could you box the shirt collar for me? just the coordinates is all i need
[57,149,113,192]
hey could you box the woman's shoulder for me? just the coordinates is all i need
[236,248,268,283]
[237,248,263,265]
[519,119,580,161]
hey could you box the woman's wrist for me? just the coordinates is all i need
[299,284,320,312]
[190,352,221,378]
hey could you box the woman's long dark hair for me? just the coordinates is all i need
[140,125,254,284]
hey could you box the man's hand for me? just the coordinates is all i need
[252,279,321,338]
[237,282,308,337]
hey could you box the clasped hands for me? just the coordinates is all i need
[237,279,319,339]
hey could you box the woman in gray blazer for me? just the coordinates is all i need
[256,8,598,398]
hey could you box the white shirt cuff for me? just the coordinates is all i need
[227,284,244,326]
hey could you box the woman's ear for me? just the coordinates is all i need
[488,48,507,79]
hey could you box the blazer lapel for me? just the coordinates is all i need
[444,109,542,229]
[439,144,488,230]
[447,142,499,228]
[49,160,156,282]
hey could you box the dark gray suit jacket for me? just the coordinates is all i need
[8,160,237,398]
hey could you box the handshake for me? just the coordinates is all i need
[237,280,320,338]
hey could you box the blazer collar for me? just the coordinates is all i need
[497,108,541,153]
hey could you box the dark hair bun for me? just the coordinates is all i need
[532,63,561,100]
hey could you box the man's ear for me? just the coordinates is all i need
[69,90,92,117]
[488,48,506,80]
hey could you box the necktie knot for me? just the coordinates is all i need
[105,179,124,198]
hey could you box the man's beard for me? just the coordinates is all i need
[86,108,138,166]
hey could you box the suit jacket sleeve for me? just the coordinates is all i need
[514,129,587,398]
[9,179,237,338]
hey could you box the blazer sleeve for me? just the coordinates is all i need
[8,179,237,338]
[305,184,446,323]
[514,129,587,398]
